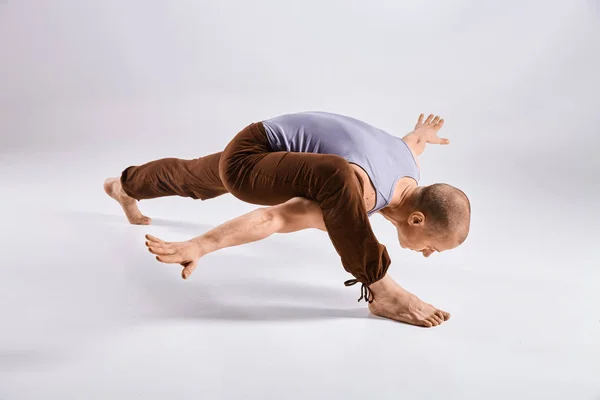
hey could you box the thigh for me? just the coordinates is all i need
[222,148,355,206]
[219,122,359,207]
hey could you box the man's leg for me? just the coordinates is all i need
[104,152,228,224]
[218,122,390,301]
[119,152,227,201]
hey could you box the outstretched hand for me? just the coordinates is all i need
[145,234,201,279]
[414,113,449,145]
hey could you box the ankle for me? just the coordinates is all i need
[368,274,395,297]
[115,182,134,203]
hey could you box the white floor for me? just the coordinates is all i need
[2,1,599,398]
[1,140,599,399]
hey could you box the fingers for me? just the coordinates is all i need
[414,113,424,130]
[144,234,200,279]
[182,260,198,280]
[145,237,175,256]
[418,114,444,128]
[427,115,443,128]
[145,234,167,244]
[147,243,175,256]
[429,136,450,145]
[416,113,424,127]
[155,254,185,264]
[146,242,184,263]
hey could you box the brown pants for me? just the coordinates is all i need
[120,122,391,301]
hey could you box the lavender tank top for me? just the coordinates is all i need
[261,111,420,215]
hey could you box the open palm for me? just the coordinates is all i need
[414,113,449,145]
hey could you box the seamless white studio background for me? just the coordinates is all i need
[1,1,599,399]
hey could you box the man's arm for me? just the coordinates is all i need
[401,114,449,162]
[145,197,326,279]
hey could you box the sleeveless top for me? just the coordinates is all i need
[261,111,420,215]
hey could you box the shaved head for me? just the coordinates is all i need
[411,183,471,243]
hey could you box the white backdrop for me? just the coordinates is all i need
[1,1,599,399]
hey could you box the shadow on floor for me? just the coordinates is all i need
[52,210,378,323]
[125,247,375,323]
[135,279,374,322]
[56,210,216,232]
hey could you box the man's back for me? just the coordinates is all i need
[261,111,420,214]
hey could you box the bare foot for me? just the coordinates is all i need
[368,275,451,327]
[103,178,151,225]
[145,234,202,279]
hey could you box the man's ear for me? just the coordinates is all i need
[408,211,425,227]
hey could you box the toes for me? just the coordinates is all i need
[430,315,443,326]
[434,309,451,321]
[435,310,448,321]
[421,319,433,328]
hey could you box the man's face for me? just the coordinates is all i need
[396,213,460,257]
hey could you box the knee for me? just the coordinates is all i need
[313,157,355,184]
[218,152,240,192]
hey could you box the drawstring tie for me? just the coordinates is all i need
[344,279,374,303]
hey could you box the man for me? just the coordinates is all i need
[104,112,471,328]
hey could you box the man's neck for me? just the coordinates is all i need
[380,180,419,225]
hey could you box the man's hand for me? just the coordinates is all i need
[413,113,449,145]
[145,234,202,279]
[402,113,449,158]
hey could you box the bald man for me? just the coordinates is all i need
[104,112,471,327]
